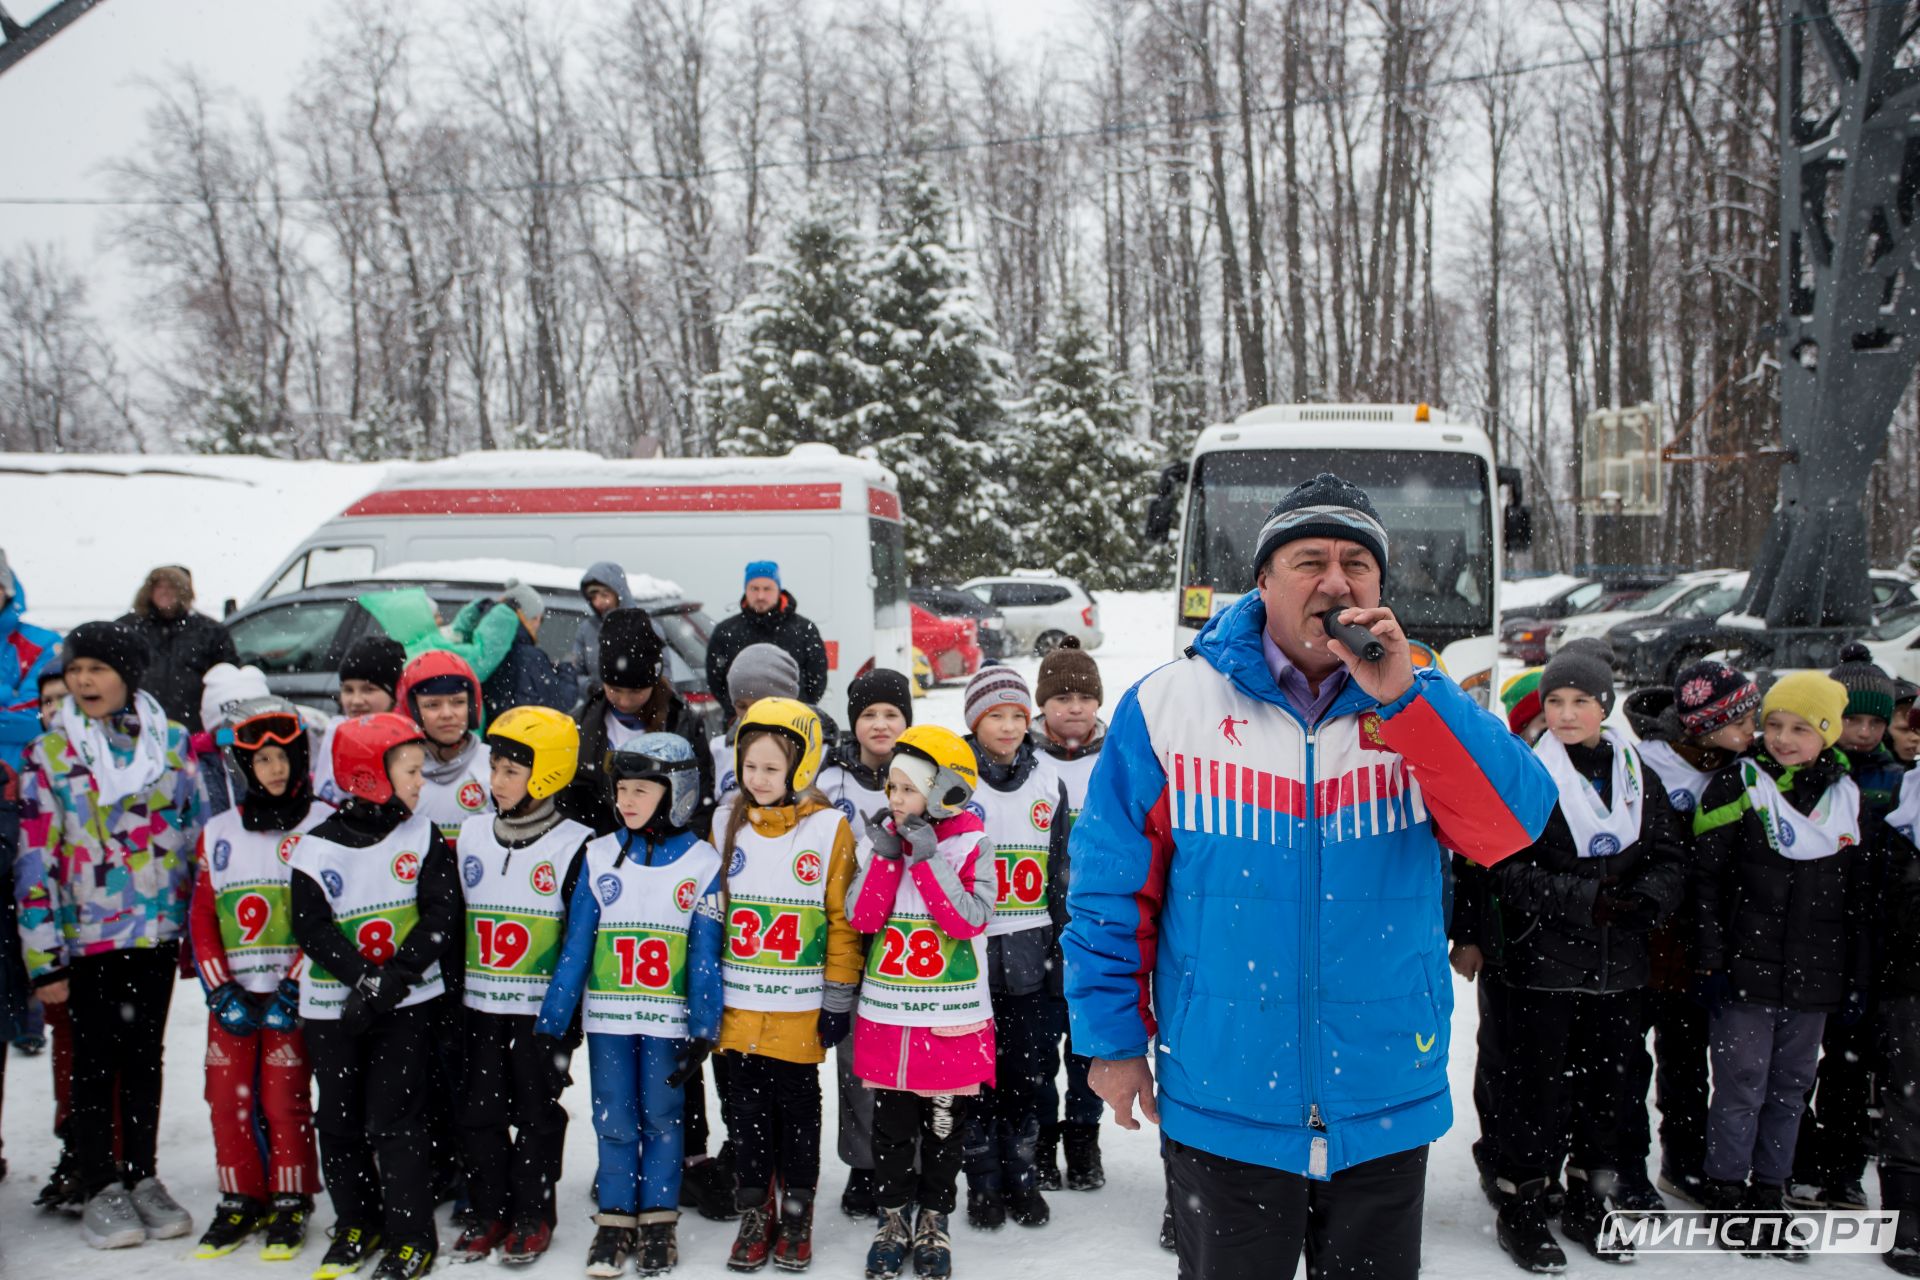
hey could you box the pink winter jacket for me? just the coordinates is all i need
[849,811,997,1093]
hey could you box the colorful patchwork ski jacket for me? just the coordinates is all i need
[1062,590,1554,1178]
[14,712,200,981]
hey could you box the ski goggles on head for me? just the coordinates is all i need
[221,712,304,752]
[604,748,698,781]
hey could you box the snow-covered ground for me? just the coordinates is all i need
[0,592,1895,1277]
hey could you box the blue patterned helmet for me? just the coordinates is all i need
[605,732,699,828]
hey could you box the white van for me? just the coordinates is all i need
[252,443,911,712]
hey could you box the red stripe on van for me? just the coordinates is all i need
[343,483,844,517]
[867,487,902,522]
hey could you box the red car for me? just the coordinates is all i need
[912,603,983,685]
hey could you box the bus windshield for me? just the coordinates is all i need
[1182,448,1494,644]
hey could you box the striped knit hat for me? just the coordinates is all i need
[964,666,1032,730]
[1252,473,1389,577]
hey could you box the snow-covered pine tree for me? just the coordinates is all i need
[705,207,878,459]
[1007,301,1160,589]
[186,374,276,456]
[860,164,1015,581]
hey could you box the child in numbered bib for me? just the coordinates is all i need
[712,697,861,1273]
[1690,671,1873,1249]
[291,712,461,1280]
[539,731,725,1278]
[956,667,1069,1231]
[815,667,914,1219]
[187,696,330,1261]
[449,706,594,1265]
[394,650,490,844]
[846,725,996,1280]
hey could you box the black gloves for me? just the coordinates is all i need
[532,1032,574,1096]
[340,964,417,1036]
[817,1008,852,1049]
[667,1037,714,1090]
[1590,890,1658,932]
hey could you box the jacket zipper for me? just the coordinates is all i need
[1303,723,1327,1178]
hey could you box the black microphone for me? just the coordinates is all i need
[1321,608,1385,662]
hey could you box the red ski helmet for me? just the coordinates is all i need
[331,712,428,806]
[395,649,482,736]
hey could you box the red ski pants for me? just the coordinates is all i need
[205,1015,318,1199]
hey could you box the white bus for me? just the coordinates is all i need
[252,443,912,713]
[1146,403,1532,705]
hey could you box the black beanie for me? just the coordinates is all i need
[62,620,152,693]
[1540,638,1617,713]
[338,634,407,696]
[1251,473,1390,578]
[1829,641,1896,723]
[847,669,913,728]
[601,608,665,689]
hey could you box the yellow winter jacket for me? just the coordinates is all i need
[716,795,861,1065]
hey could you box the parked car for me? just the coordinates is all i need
[911,604,983,685]
[1865,601,1920,685]
[958,572,1103,656]
[1501,577,1666,665]
[1546,571,1735,656]
[912,585,1013,660]
[1610,571,1918,686]
[226,561,722,736]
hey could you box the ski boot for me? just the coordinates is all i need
[865,1205,913,1280]
[1034,1123,1062,1192]
[1062,1123,1105,1191]
[965,1185,1005,1231]
[451,1216,510,1263]
[842,1167,879,1218]
[637,1210,680,1276]
[1495,1177,1568,1273]
[261,1194,313,1261]
[501,1216,553,1265]
[370,1239,437,1279]
[195,1195,268,1259]
[1559,1169,1634,1263]
[1004,1180,1050,1228]
[36,1146,84,1214]
[1742,1182,1808,1262]
[311,1223,381,1279]
[773,1188,815,1272]
[1599,1163,1666,1214]
[586,1213,638,1279]
[683,1151,741,1221]
[728,1188,777,1272]
[911,1208,952,1280]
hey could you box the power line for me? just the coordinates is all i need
[0,1,1875,210]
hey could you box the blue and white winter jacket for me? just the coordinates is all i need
[536,827,726,1042]
[0,575,59,773]
[1062,591,1554,1178]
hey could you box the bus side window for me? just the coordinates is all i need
[265,554,309,599]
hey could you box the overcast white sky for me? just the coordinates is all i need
[0,0,1084,345]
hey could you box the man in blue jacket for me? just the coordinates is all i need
[1063,474,1555,1280]
[0,550,61,773]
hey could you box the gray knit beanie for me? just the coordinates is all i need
[1540,639,1617,713]
[727,643,802,705]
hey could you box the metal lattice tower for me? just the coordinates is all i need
[1742,0,1920,630]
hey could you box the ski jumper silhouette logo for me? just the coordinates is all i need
[1219,715,1248,746]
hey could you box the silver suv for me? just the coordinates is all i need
[958,573,1103,656]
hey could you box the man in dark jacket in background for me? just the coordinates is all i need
[568,561,638,692]
[118,565,235,733]
[703,561,828,710]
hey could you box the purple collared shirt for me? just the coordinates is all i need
[1262,627,1350,723]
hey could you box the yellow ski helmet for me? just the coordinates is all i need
[892,725,979,819]
[735,697,825,794]
[485,705,581,801]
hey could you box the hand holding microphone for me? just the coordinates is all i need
[1319,605,1414,704]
